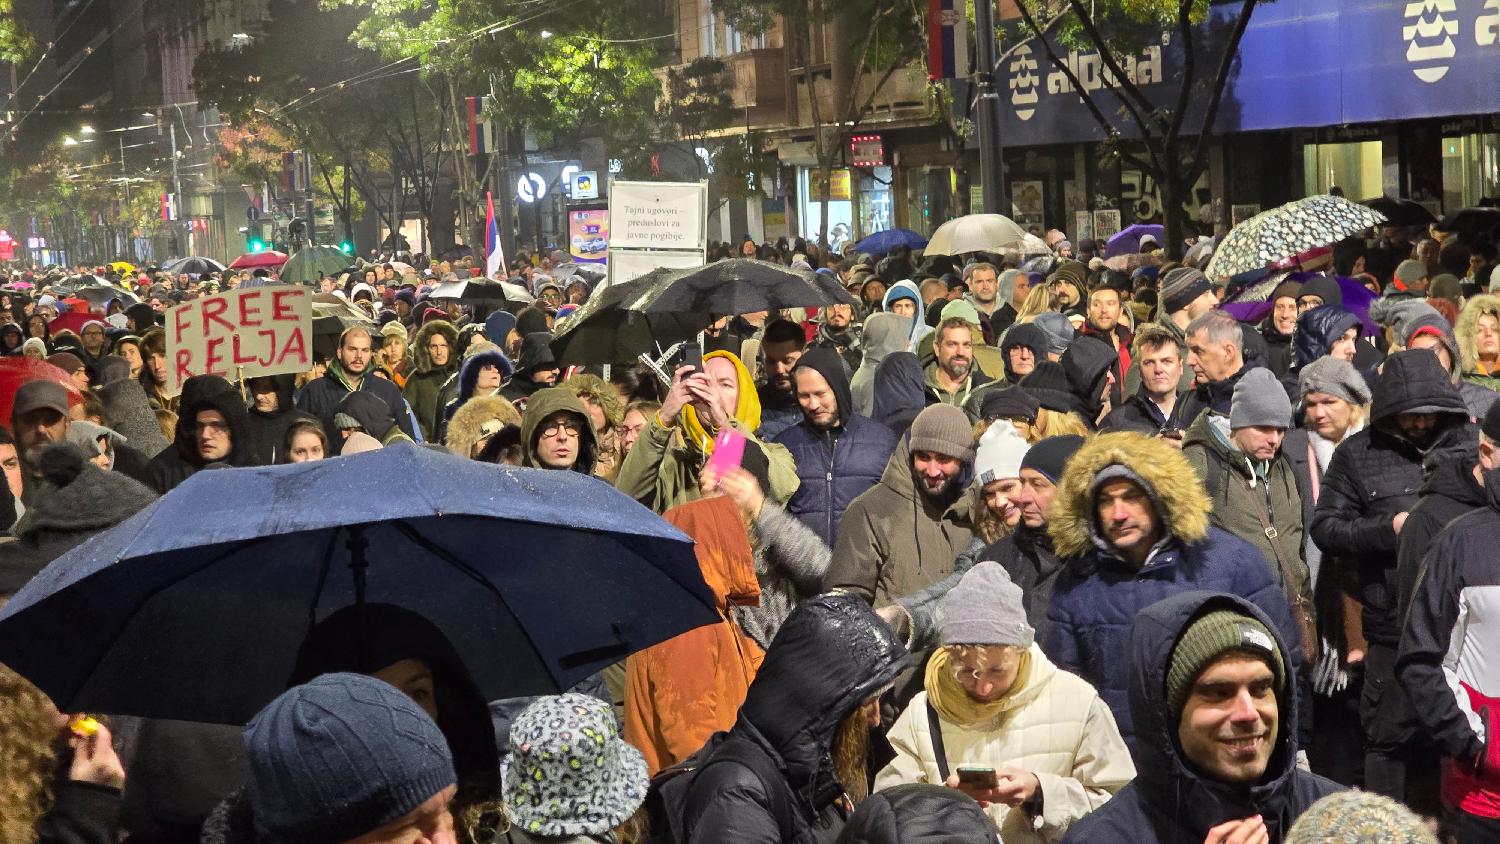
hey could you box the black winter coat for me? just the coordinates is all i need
[1395,451,1485,623]
[294,363,415,446]
[240,374,312,465]
[773,348,898,547]
[1060,592,1342,844]
[759,381,804,443]
[1173,365,1247,430]
[0,453,157,596]
[982,525,1062,635]
[1309,351,1474,647]
[832,783,995,844]
[1099,387,1191,435]
[1261,320,1293,378]
[146,376,258,493]
[682,594,908,844]
[36,780,121,844]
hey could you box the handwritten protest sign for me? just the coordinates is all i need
[165,287,313,395]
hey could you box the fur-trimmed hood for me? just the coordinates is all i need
[1456,293,1500,373]
[410,319,460,374]
[444,394,521,457]
[1048,431,1212,559]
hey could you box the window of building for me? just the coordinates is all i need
[1442,132,1500,211]
[1302,140,1383,199]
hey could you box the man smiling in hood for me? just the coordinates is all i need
[1060,592,1342,843]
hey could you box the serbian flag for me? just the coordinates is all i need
[466,96,490,155]
[927,0,969,80]
[485,192,504,279]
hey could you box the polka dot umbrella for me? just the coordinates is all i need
[1204,195,1386,282]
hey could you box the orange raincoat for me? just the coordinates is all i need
[624,495,765,774]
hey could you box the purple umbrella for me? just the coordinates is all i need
[1221,274,1378,336]
[1105,224,1165,258]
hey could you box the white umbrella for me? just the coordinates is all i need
[923,213,1031,256]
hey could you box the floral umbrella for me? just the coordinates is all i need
[1204,196,1386,281]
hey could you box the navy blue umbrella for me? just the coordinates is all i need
[0,444,716,723]
[853,227,927,255]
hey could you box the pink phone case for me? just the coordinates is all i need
[704,427,747,478]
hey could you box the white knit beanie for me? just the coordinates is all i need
[973,420,1029,486]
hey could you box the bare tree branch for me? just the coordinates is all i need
[1187,0,1258,182]
[1164,0,1195,149]
[1063,0,1158,136]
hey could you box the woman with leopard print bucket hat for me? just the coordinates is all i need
[502,693,649,843]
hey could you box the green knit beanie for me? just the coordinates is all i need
[1166,609,1285,723]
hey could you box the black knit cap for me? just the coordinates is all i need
[1019,434,1085,483]
[980,386,1040,424]
[1019,361,1078,414]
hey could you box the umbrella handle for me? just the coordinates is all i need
[348,526,369,607]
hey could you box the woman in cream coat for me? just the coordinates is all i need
[876,562,1135,841]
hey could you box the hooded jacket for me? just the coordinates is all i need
[852,314,916,417]
[877,644,1135,841]
[96,377,170,458]
[1060,334,1117,427]
[1182,413,1312,611]
[774,347,899,548]
[832,784,996,844]
[1309,350,1474,647]
[958,324,1051,422]
[337,390,413,447]
[502,331,558,403]
[402,319,460,439]
[1043,433,1301,746]
[1397,465,1500,818]
[1455,294,1500,392]
[0,443,158,596]
[444,394,521,458]
[1260,318,1294,379]
[616,352,799,513]
[871,352,936,437]
[1394,448,1486,624]
[145,375,256,493]
[439,349,514,440]
[1060,592,1342,844]
[625,496,764,775]
[241,373,310,465]
[881,282,933,351]
[1291,305,1361,370]
[518,386,598,474]
[824,435,974,606]
[681,593,909,844]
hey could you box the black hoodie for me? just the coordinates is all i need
[1309,350,1474,646]
[145,375,255,493]
[999,323,1048,382]
[337,390,404,443]
[241,373,310,465]
[1395,444,1486,623]
[1059,334,1117,426]
[502,331,557,402]
[1061,592,1342,844]
[682,593,909,844]
[833,783,995,844]
[774,347,899,547]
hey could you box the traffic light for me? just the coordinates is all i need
[248,235,266,253]
[339,239,353,255]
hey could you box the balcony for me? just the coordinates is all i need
[722,48,786,111]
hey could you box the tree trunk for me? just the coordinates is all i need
[1160,163,1185,261]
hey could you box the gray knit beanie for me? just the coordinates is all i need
[909,404,976,462]
[1298,356,1372,405]
[1285,791,1438,844]
[939,561,1034,647]
[1032,311,1075,356]
[1230,367,1293,429]
[243,673,457,843]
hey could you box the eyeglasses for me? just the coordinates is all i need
[541,419,582,437]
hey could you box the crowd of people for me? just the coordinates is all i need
[3,213,1500,844]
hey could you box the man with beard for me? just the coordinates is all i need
[296,326,416,444]
[679,593,908,843]
[825,404,975,606]
[773,347,897,548]
[925,317,993,409]
[10,381,151,504]
[756,319,807,441]
[1311,350,1473,813]
[1080,286,1131,407]
[811,302,862,371]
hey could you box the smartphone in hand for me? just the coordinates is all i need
[956,766,998,789]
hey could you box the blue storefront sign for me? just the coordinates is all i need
[998,0,1500,146]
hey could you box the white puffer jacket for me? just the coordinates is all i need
[875,644,1135,842]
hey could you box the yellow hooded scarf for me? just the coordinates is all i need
[680,350,761,454]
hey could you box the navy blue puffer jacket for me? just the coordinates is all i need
[773,348,899,548]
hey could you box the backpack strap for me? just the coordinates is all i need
[924,699,950,782]
[700,737,798,844]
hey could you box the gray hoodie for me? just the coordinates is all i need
[852,313,916,417]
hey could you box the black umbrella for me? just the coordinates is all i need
[0,444,713,723]
[631,258,858,315]
[70,285,141,307]
[1436,207,1500,239]
[429,279,531,304]
[550,275,706,365]
[1361,196,1437,227]
[160,256,226,276]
